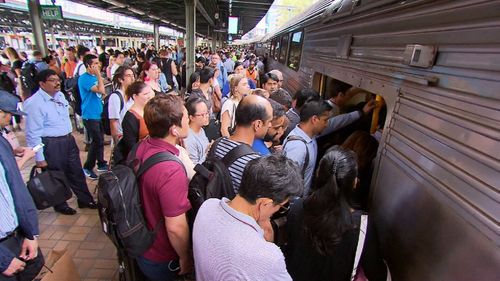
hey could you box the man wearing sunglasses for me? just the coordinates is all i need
[193,154,303,281]
[24,69,97,215]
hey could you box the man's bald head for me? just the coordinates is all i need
[235,95,273,127]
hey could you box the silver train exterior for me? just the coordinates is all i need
[254,0,500,280]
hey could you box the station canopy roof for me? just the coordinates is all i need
[77,0,274,38]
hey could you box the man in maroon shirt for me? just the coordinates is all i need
[135,95,193,281]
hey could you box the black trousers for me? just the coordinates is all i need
[42,134,94,210]
[0,231,44,281]
[82,119,106,170]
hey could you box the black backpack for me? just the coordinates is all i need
[20,61,38,96]
[97,147,184,258]
[0,72,16,95]
[102,91,124,135]
[159,57,174,88]
[188,138,255,219]
[64,63,84,116]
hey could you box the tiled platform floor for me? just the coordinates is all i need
[17,129,119,281]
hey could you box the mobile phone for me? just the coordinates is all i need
[32,143,45,152]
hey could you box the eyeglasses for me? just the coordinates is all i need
[194,112,209,117]
[46,78,61,83]
[277,201,290,215]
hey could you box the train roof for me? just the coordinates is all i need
[262,0,341,42]
[262,0,426,42]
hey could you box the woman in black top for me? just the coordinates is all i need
[112,81,154,165]
[284,146,387,281]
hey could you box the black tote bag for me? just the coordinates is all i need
[26,166,73,210]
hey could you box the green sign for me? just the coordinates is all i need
[40,5,63,20]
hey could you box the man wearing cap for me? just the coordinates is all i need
[0,90,44,280]
[0,91,35,169]
[23,69,97,216]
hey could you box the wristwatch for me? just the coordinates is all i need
[28,235,40,240]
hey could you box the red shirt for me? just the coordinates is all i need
[136,138,191,262]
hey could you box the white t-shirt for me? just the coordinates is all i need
[73,61,86,77]
[108,90,133,134]
[220,98,239,129]
[110,63,120,79]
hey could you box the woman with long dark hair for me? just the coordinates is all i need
[285,146,387,281]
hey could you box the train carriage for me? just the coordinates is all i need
[257,0,500,280]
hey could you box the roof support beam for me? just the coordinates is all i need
[196,1,215,26]
[218,0,271,6]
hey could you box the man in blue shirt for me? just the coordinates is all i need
[283,99,374,196]
[210,53,228,89]
[24,69,97,215]
[0,91,44,280]
[78,54,107,179]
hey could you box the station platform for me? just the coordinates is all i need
[17,130,119,281]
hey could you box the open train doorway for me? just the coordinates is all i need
[313,72,388,211]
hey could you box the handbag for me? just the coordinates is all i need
[351,214,368,281]
[26,166,73,210]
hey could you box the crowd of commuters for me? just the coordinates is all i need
[0,42,388,281]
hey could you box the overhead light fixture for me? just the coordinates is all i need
[129,7,146,15]
[102,0,127,9]
[150,15,161,20]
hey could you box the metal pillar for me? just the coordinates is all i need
[185,0,196,84]
[49,25,56,50]
[153,23,160,50]
[27,0,48,56]
[220,33,223,48]
[212,32,217,52]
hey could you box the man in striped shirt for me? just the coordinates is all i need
[212,95,273,193]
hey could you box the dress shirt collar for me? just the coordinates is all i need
[38,88,63,102]
[288,108,300,118]
[291,125,313,144]
[220,198,264,238]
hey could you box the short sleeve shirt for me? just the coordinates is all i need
[78,72,102,120]
[184,128,209,165]
[108,91,133,133]
[136,138,191,262]
[220,98,239,129]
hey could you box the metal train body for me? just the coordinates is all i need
[255,0,500,280]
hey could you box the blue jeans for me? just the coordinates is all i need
[136,256,179,281]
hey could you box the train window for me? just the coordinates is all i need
[279,34,290,63]
[274,37,281,60]
[287,30,303,71]
[270,39,275,58]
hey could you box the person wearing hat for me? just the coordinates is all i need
[23,69,97,216]
[0,90,36,169]
[0,90,44,280]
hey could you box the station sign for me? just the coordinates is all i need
[40,5,63,21]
